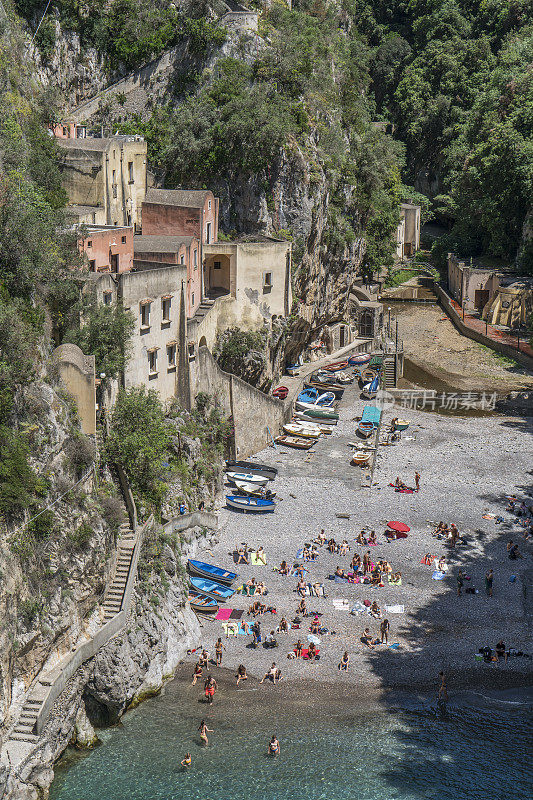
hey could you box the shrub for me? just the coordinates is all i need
[19,598,41,627]
[64,433,96,477]
[67,521,93,549]
[27,510,57,541]
[0,426,41,519]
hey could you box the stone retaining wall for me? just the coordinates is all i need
[434,283,533,372]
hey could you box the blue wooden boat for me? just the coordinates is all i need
[297,387,335,406]
[189,576,235,601]
[188,591,219,614]
[361,374,379,399]
[187,559,238,585]
[226,495,275,513]
[305,381,344,399]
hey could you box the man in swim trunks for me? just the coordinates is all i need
[204,675,217,703]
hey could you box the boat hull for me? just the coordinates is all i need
[189,576,236,601]
[294,411,337,425]
[351,455,371,466]
[358,422,375,438]
[187,559,237,585]
[225,461,277,480]
[226,495,276,513]
[394,420,410,431]
[348,353,371,366]
[283,423,321,439]
[275,435,317,450]
[305,382,344,399]
[188,592,219,614]
[233,480,277,498]
[226,472,269,486]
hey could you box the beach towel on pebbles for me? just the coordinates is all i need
[250,552,267,566]
[385,604,405,614]
[432,571,446,580]
[332,598,350,610]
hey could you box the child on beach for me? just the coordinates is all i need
[339,651,350,670]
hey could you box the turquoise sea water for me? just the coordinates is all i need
[50,679,532,800]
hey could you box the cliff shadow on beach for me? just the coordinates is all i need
[365,409,533,800]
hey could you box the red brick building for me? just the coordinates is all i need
[142,189,219,245]
[79,225,133,273]
[133,235,201,317]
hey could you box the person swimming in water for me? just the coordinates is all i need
[268,735,280,756]
[180,753,192,768]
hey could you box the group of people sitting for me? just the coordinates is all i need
[356,530,378,546]
[242,577,268,596]
[506,496,533,538]
[422,553,448,572]
[236,545,267,565]
[434,521,462,547]
[333,552,399,587]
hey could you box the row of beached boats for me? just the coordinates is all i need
[187,558,238,615]
[224,460,279,513]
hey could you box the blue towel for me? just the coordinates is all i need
[296,548,303,559]
[432,571,446,580]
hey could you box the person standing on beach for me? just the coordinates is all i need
[485,569,494,597]
[268,735,280,756]
[215,638,225,666]
[198,720,213,745]
[415,471,421,491]
[457,569,464,596]
[204,675,217,703]
[380,618,390,644]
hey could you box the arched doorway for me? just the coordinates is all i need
[199,336,207,349]
[205,255,231,298]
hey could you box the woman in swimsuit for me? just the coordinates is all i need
[198,720,213,745]
[339,539,349,556]
[191,663,203,685]
[380,618,390,644]
[295,639,303,658]
[237,547,249,564]
[278,616,289,633]
[339,651,349,671]
[302,546,311,561]
[279,560,289,575]
[180,753,192,768]
[307,642,317,661]
[236,664,248,685]
[256,546,267,565]
[215,638,225,666]
[268,736,280,756]
[370,601,381,618]
[368,530,377,545]
[327,538,337,553]
[310,617,320,634]
[334,566,346,578]
[351,553,361,572]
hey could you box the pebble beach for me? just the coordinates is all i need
[189,382,533,694]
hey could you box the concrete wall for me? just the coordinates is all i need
[191,347,288,458]
[54,344,96,435]
[142,194,217,245]
[447,253,500,310]
[120,265,186,404]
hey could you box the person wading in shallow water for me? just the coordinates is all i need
[180,753,192,768]
[415,471,421,492]
[198,720,213,746]
[268,735,280,756]
[438,671,448,701]
[204,675,217,703]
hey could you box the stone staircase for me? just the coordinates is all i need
[102,524,136,621]
[192,298,215,324]
[383,355,397,389]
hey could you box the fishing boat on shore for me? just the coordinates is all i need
[361,374,380,399]
[226,471,269,486]
[305,381,344,399]
[323,360,349,372]
[393,419,410,431]
[357,421,375,438]
[274,435,317,450]
[295,388,336,411]
[335,371,353,385]
[348,353,372,366]
[189,576,236,601]
[351,452,371,466]
[225,461,278,480]
[294,409,338,424]
[360,368,377,384]
[283,422,323,439]
[233,479,277,498]
[187,559,238,585]
[188,591,219,614]
[226,495,276,513]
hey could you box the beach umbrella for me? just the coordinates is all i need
[307,634,321,644]
[387,521,410,533]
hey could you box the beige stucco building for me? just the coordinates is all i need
[57,135,147,230]
[396,203,421,258]
[447,253,501,313]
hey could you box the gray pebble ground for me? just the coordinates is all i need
[187,382,533,694]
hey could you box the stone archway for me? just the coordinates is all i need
[199,336,207,349]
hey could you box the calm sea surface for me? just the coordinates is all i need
[49,677,532,800]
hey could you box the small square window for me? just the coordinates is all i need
[121,235,127,244]
[263,271,273,289]
[214,261,221,270]
[148,350,157,374]
[87,240,92,248]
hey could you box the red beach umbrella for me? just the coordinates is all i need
[387,521,410,533]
